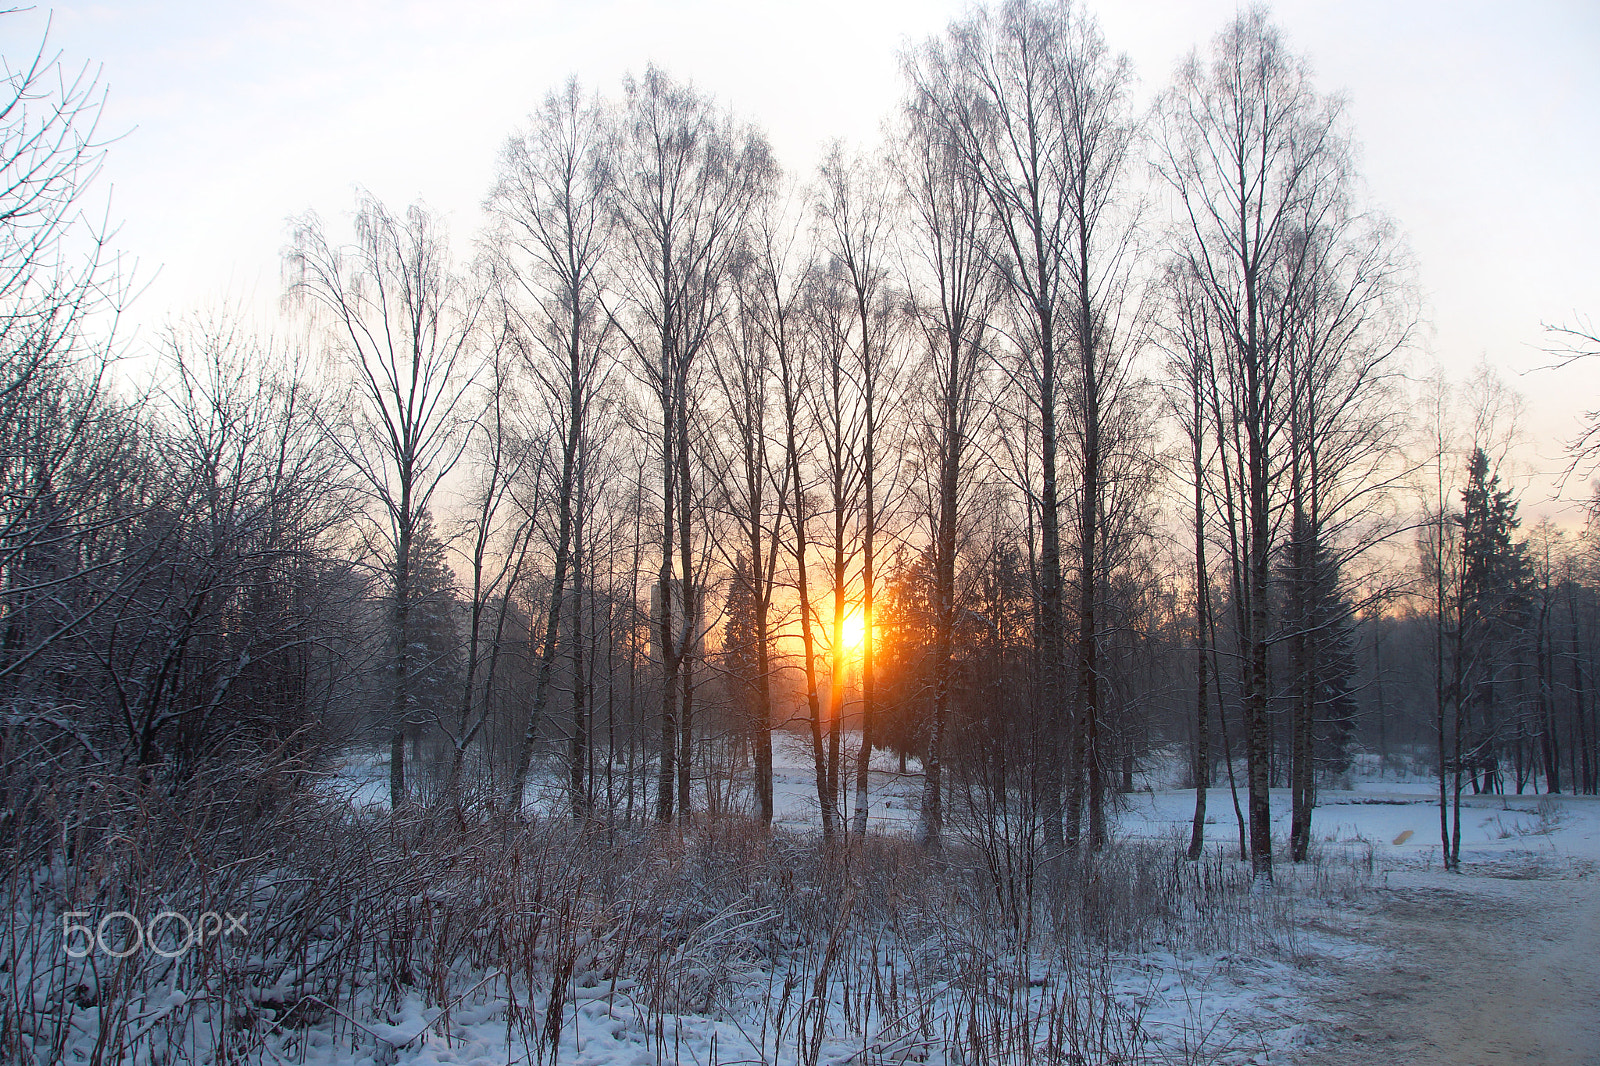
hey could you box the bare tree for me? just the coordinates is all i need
[605,66,774,822]
[1155,11,1354,876]
[1543,316,1600,480]
[895,100,997,848]
[68,318,356,783]
[815,144,906,838]
[0,14,117,401]
[486,80,614,811]
[290,195,482,809]
[0,24,373,814]
[441,337,537,801]
[801,251,863,819]
[713,218,795,825]
[1158,261,1217,860]
[1051,5,1142,852]
[908,1,1070,849]
[741,194,839,837]
[911,0,1140,852]
[0,16,138,701]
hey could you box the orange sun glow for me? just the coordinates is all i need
[843,611,865,651]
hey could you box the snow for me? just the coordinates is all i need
[769,730,925,833]
[328,730,929,830]
[1115,761,1600,875]
[266,942,1365,1066]
[337,738,1600,875]
[33,746,1591,1065]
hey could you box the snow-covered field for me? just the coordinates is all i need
[331,731,928,832]
[335,735,1600,874]
[14,745,1597,1066]
[1119,781,1600,871]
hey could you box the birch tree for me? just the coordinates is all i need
[898,88,997,849]
[486,79,613,810]
[290,196,482,808]
[715,226,794,825]
[911,0,1140,851]
[605,66,773,821]
[815,145,906,837]
[1155,11,1353,876]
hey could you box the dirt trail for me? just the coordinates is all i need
[1294,864,1600,1065]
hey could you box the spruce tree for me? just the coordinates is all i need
[720,554,763,762]
[1455,447,1530,795]
[1284,510,1359,860]
[403,512,463,784]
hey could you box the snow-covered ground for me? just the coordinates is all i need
[1118,782,1600,870]
[58,745,1589,1065]
[769,730,924,833]
[1111,758,1600,1064]
[331,730,928,830]
[334,737,1600,873]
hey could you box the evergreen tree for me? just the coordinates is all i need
[1283,510,1359,859]
[1459,449,1529,630]
[1455,447,1530,794]
[1303,533,1360,776]
[720,554,764,757]
[398,511,462,782]
[871,548,933,773]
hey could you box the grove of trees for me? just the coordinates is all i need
[7,0,1600,899]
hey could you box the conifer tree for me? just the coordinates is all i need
[1455,446,1530,797]
[720,553,765,782]
[399,512,463,789]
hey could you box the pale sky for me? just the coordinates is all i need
[15,1,1600,511]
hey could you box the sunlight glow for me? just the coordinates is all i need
[843,611,866,652]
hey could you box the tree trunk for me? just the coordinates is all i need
[1243,260,1274,877]
[1076,222,1106,854]
[1572,591,1594,795]
[389,520,412,808]
[852,401,876,839]
[1538,603,1560,793]
[655,384,678,824]
[754,616,774,825]
[1188,392,1210,861]
[786,384,835,840]
[1288,499,1314,864]
[675,389,697,823]
[919,326,964,850]
[570,483,588,819]
[1038,325,1067,854]
[511,299,586,812]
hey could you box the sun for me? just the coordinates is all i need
[842,611,866,652]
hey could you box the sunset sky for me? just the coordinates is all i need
[17,0,1600,513]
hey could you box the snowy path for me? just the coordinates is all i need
[1294,865,1600,1065]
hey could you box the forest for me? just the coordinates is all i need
[3,3,1599,1064]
